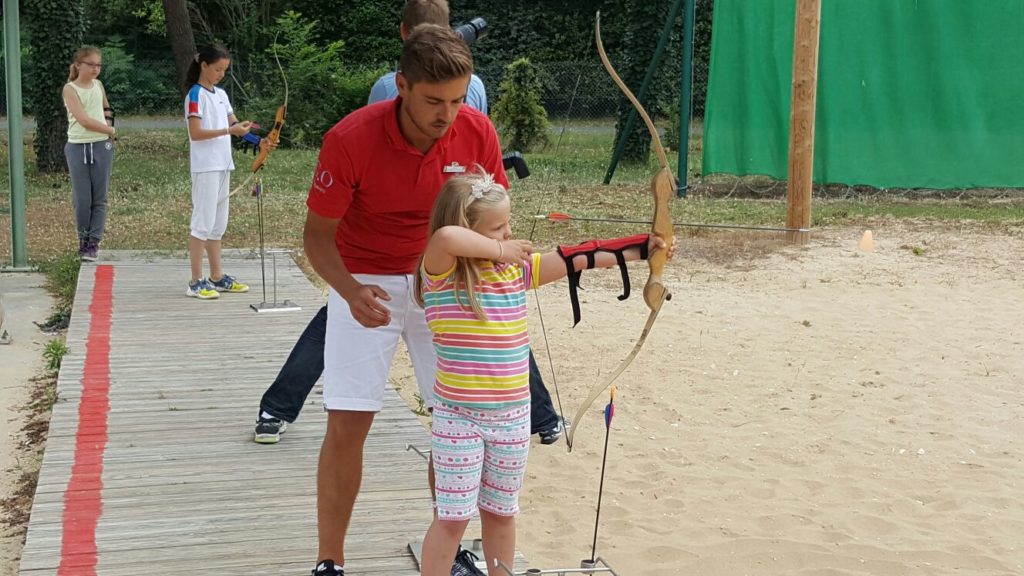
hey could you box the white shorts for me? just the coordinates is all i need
[324,274,437,412]
[190,170,230,240]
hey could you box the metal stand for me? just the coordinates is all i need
[249,182,300,313]
[494,558,619,576]
[0,298,9,344]
[408,538,487,572]
[250,249,301,313]
[405,443,430,460]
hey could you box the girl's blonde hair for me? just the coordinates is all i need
[415,166,510,320]
[67,46,101,82]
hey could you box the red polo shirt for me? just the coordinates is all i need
[306,98,508,275]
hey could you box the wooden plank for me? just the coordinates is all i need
[18,252,523,575]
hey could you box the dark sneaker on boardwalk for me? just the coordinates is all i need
[312,559,343,576]
[451,546,485,576]
[80,240,98,262]
[538,417,569,445]
[253,416,287,444]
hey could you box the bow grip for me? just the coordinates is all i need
[250,104,287,173]
[644,167,675,308]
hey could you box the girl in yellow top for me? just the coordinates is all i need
[62,46,116,262]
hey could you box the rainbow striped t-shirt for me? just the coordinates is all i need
[421,253,542,409]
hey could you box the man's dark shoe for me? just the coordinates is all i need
[451,546,485,576]
[253,416,287,444]
[312,559,344,575]
[538,417,569,445]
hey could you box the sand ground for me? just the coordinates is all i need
[2,224,1021,575]
[391,223,1023,576]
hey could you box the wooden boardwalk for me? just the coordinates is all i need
[18,251,441,575]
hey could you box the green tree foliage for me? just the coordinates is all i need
[611,0,677,163]
[287,0,401,65]
[449,1,631,73]
[492,58,550,153]
[25,0,85,172]
[240,11,385,147]
[98,39,177,113]
[2,1,715,132]
[83,0,172,59]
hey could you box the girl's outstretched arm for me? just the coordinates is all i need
[422,226,533,276]
[535,234,677,287]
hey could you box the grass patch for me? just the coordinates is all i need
[33,253,81,331]
[42,339,69,372]
[0,125,1022,266]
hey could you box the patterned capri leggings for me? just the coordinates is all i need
[431,402,531,520]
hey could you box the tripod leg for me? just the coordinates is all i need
[257,179,267,304]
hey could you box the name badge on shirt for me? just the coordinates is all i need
[442,161,466,174]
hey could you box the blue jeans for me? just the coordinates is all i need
[259,306,561,434]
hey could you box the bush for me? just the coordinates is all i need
[99,39,179,114]
[491,58,550,153]
[662,99,680,152]
[240,11,386,147]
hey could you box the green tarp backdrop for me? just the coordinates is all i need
[702,0,1024,189]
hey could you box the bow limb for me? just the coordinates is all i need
[564,174,673,452]
[565,12,675,452]
[565,298,664,452]
[228,42,288,198]
[596,7,674,313]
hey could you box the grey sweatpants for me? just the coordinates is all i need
[65,139,114,242]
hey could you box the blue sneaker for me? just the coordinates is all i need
[186,278,219,300]
[209,273,249,293]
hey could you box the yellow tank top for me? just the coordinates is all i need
[65,80,109,144]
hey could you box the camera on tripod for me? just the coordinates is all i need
[454,17,488,44]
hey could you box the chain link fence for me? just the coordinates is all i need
[2,56,709,124]
[479,59,710,122]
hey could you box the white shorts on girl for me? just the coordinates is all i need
[190,170,230,241]
[324,274,437,412]
[431,402,531,520]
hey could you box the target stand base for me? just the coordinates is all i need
[409,538,487,572]
[250,247,301,314]
[250,300,301,313]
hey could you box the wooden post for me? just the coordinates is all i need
[785,0,821,243]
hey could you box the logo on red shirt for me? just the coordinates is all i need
[313,164,334,192]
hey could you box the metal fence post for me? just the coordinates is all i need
[677,0,696,198]
[4,0,28,269]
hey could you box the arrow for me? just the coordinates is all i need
[536,212,809,233]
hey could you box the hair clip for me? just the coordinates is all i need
[469,173,495,200]
[194,53,200,62]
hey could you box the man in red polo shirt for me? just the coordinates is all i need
[303,25,505,576]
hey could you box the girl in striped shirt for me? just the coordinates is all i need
[415,168,674,575]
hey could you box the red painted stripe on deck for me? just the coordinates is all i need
[58,265,114,575]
